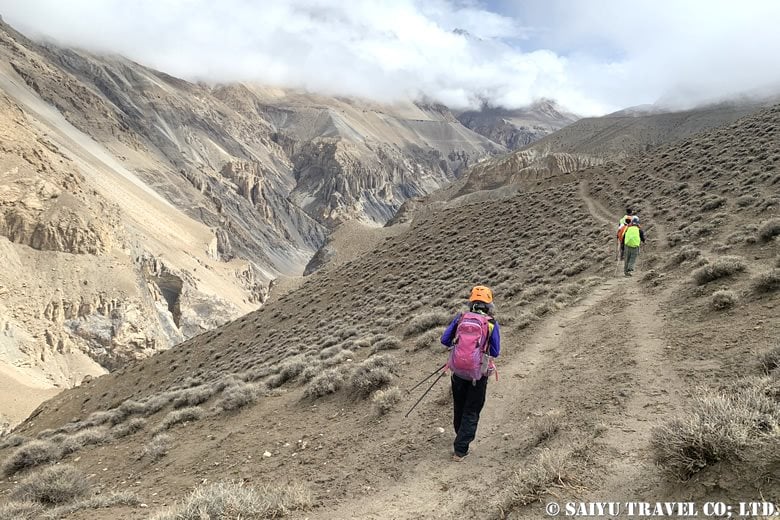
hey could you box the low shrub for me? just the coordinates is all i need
[267,358,306,388]
[563,261,588,277]
[372,387,403,415]
[529,413,562,447]
[710,290,737,310]
[2,440,62,477]
[371,336,401,352]
[61,428,110,455]
[119,399,149,417]
[402,311,451,338]
[304,367,348,399]
[751,269,780,293]
[140,393,174,415]
[667,232,684,247]
[413,330,440,351]
[650,389,775,480]
[0,501,42,520]
[349,366,394,398]
[691,256,747,285]
[12,465,89,505]
[215,382,259,411]
[701,196,726,211]
[44,491,139,518]
[151,481,311,520]
[757,218,780,241]
[144,434,172,461]
[154,407,204,433]
[500,448,577,509]
[172,386,216,409]
[669,245,701,266]
[759,346,780,374]
[0,434,27,450]
[111,417,147,438]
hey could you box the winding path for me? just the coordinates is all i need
[315,182,682,519]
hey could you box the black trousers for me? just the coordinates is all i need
[451,374,488,456]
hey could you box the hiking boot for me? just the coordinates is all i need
[452,452,469,462]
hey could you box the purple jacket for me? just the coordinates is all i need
[440,312,500,357]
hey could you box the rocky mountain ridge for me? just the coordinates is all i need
[0,18,505,421]
[456,99,580,150]
[456,101,774,194]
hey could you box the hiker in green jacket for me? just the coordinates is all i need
[621,216,646,276]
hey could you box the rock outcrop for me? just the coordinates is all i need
[0,17,500,412]
[457,99,580,150]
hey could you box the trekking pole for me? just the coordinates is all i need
[404,371,447,418]
[407,363,447,394]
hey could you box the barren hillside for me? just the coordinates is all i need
[0,104,777,519]
[458,102,772,194]
[0,18,501,414]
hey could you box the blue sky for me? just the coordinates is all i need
[1,0,779,115]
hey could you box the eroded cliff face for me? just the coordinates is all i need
[0,19,500,412]
[460,149,604,193]
[0,88,254,400]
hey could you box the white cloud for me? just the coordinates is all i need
[1,0,779,115]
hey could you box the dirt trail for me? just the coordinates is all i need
[319,272,685,518]
[579,181,617,227]
[313,182,684,519]
[318,277,629,520]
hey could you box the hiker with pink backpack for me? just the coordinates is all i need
[440,286,501,462]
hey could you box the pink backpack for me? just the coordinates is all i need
[448,312,492,382]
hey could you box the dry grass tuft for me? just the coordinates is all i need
[651,385,780,480]
[267,358,306,388]
[669,245,701,266]
[215,381,259,411]
[12,464,89,505]
[691,256,747,285]
[757,218,780,241]
[172,386,216,409]
[499,448,578,511]
[402,310,451,338]
[371,336,402,353]
[0,501,43,520]
[0,435,27,450]
[2,440,62,477]
[413,330,440,351]
[60,427,110,455]
[151,481,311,520]
[144,433,172,461]
[304,367,348,399]
[372,387,403,415]
[751,269,780,294]
[349,355,399,397]
[154,407,204,433]
[710,289,737,310]
[42,491,139,519]
[529,412,562,447]
[759,346,780,374]
[111,417,147,438]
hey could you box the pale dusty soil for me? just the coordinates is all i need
[0,362,60,427]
